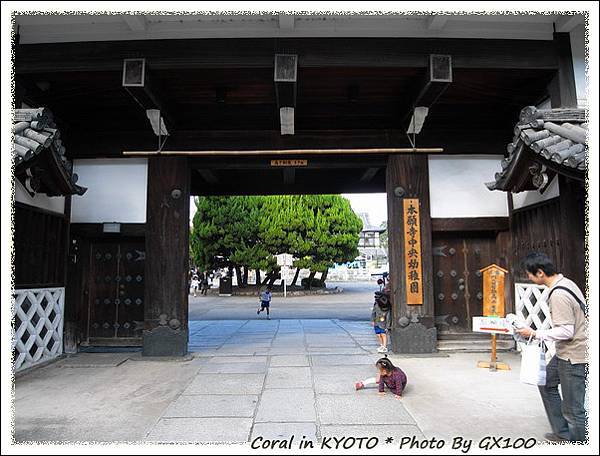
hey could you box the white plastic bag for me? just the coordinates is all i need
[519,336,547,386]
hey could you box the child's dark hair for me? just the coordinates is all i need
[375,356,396,373]
[374,291,391,310]
[520,252,558,276]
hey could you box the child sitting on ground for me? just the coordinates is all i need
[355,357,407,400]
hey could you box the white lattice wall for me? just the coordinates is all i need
[515,283,555,356]
[12,288,65,372]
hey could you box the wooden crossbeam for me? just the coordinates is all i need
[124,147,444,156]
[360,167,380,182]
[403,54,453,134]
[283,168,295,185]
[554,14,584,33]
[426,15,449,30]
[124,15,147,32]
[274,54,298,135]
[122,59,175,132]
[15,38,561,74]
[197,169,219,184]
[278,14,295,31]
[190,157,388,170]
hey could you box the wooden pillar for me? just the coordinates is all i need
[386,154,437,353]
[62,195,78,354]
[548,32,585,292]
[143,157,190,356]
[548,32,578,108]
[558,176,586,293]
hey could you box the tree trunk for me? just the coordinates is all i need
[268,269,279,287]
[321,268,329,285]
[291,267,301,287]
[261,271,272,286]
[306,270,317,290]
[234,266,243,288]
[242,267,249,288]
[255,269,261,289]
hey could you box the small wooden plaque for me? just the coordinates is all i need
[270,159,308,167]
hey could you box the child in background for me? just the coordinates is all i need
[200,273,210,296]
[355,357,407,400]
[372,290,391,353]
[190,275,200,297]
[257,286,273,319]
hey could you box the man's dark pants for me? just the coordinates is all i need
[538,355,588,442]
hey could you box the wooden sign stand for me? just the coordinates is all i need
[477,264,510,372]
[477,333,511,371]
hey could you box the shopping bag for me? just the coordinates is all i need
[519,336,547,386]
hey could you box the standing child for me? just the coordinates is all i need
[371,290,391,353]
[355,357,407,400]
[257,286,273,319]
[200,272,209,296]
[190,275,200,297]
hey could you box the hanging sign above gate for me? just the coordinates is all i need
[403,198,423,305]
[271,159,308,167]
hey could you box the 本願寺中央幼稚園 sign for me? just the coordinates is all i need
[403,198,423,305]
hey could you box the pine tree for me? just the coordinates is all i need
[190,194,362,289]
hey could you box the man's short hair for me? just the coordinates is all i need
[520,252,558,276]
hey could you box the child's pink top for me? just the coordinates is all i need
[378,367,407,396]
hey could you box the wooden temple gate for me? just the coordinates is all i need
[13,27,585,357]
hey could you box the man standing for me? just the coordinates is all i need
[516,252,588,443]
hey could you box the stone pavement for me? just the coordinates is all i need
[14,319,550,445]
[188,281,375,320]
[147,319,423,442]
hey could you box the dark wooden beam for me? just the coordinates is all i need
[14,75,44,107]
[69,223,146,238]
[197,169,219,184]
[191,169,385,195]
[283,168,295,185]
[360,167,380,182]
[191,156,388,170]
[414,55,452,106]
[15,38,560,74]
[66,128,509,159]
[431,217,509,232]
[123,60,175,132]
[403,55,452,136]
[274,54,298,135]
[549,32,578,108]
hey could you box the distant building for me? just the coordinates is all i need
[357,213,387,267]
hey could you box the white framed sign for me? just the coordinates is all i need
[472,316,514,335]
[276,253,294,267]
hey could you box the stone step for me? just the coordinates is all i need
[437,339,515,353]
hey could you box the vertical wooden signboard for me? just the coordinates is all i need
[477,263,510,371]
[403,198,423,305]
[480,264,508,317]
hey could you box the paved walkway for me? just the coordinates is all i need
[15,319,550,445]
[188,281,375,320]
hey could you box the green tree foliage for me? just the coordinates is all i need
[190,195,362,286]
